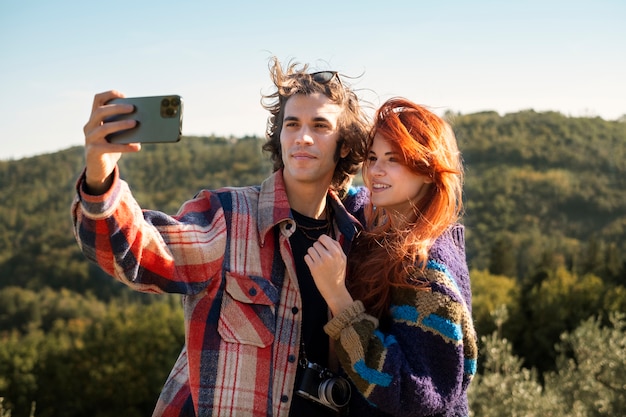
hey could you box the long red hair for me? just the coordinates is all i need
[347,98,464,319]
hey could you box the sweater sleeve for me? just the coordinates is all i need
[71,167,227,295]
[325,230,478,417]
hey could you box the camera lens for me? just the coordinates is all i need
[171,97,180,106]
[319,378,351,408]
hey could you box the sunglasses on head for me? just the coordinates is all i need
[310,71,341,85]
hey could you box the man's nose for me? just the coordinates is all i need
[295,127,314,145]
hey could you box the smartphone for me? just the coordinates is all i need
[105,95,183,144]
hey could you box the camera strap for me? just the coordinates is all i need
[298,309,340,373]
[299,339,309,368]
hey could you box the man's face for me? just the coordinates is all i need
[279,93,348,189]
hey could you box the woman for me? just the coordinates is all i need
[305,97,478,416]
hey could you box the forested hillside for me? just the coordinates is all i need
[452,110,626,277]
[1,112,624,417]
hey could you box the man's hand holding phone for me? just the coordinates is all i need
[82,91,183,195]
[82,90,142,194]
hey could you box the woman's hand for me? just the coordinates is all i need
[83,90,141,194]
[304,234,354,316]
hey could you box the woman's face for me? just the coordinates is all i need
[364,134,432,217]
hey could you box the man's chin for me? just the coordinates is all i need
[283,169,331,186]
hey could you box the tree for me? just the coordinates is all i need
[34,300,184,417]
[468,331,562,416]
[545,313,626,416]
[470,269,518,337]
[488,235,517,277]
[469,310,626,416]
[510,267,605,373]
[0,330,42,417]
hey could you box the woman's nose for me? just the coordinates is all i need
[370,160,385,176]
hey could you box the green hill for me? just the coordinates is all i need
[2,111,623,293]
[452,109,626,279]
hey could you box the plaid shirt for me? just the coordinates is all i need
[72,168,365,417]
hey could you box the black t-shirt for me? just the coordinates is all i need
[288,209,338,417]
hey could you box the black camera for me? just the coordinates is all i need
[296,361,351,412]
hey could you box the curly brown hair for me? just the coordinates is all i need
[261,57,370,197]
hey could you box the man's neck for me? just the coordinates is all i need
[285,180,330,219]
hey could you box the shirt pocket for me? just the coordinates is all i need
[217,271,279,348]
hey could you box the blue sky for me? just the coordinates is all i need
[1,0,625,160]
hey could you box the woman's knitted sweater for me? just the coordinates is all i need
[324,224,477,417]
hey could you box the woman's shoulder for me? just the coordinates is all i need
[429,224,467,268]
[426,223,472,308]
[435,223,465,249]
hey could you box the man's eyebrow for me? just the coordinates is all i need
[283,115,333,123]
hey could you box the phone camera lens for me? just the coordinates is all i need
[171,97,180,106]
[161,98,170,106]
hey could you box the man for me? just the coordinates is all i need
[72,57,369,416]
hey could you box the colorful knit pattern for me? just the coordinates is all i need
[324,226,477,417]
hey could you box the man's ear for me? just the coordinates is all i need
[340,142,350,159]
